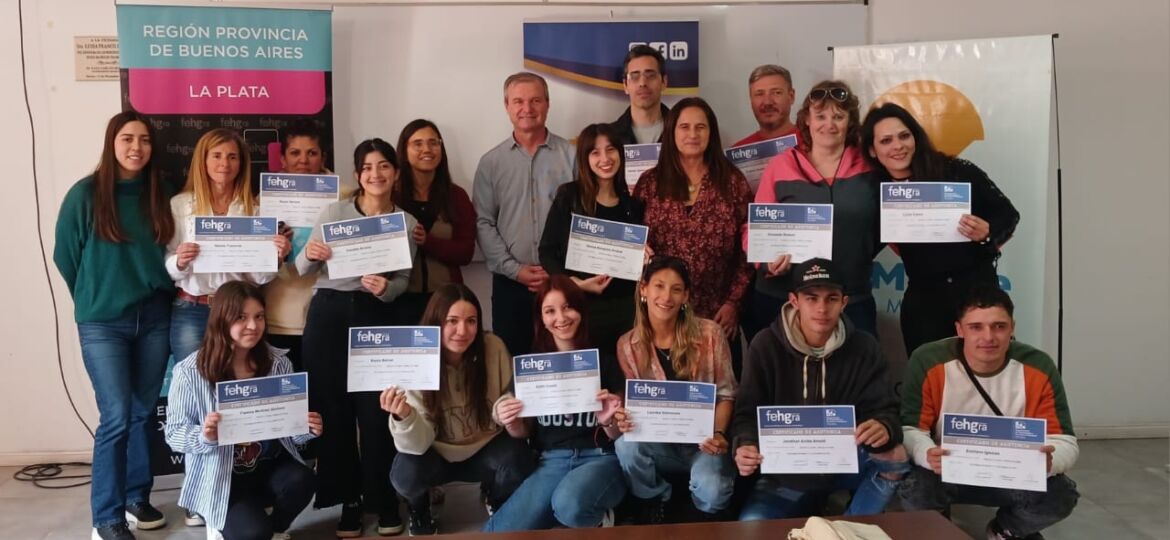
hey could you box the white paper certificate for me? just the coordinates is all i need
[564,214,649,281]
[260,173,340,228]
[941,413,1048,492]
[513,349,602,418]
[623,143,660,189]
[623,379,716,444]
[725,134,798,194]
[191,216,278,274]
[880,182,971,243]
[746,204,833,264]
[322,213,412,280]
[757,405,858,474]
[215,372,309,446]
[347,326,441,392]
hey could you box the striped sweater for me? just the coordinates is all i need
[900,337,1078,475]
[165,348,315,532]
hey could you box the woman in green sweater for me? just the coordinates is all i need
[53,111,176,540]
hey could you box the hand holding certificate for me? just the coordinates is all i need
[623,379,716,444]
[215,373,310,446]
[348,326,441,392]
[623,143,659,189]
[260,173,340,228]
[322,212,412,280]
[191,216,279,274]
[725,134,798,193]
[880,182,972,243]
[757,405,858,474]
[513,349,602,418]
[941,413,1048,492]
[564,214,649,282]
[747,204,834,264]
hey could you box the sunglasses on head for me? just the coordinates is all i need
[809,87,850,103]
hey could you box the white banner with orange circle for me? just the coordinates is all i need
[834,35,1054,371]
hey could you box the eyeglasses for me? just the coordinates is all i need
[626,70,661,83]
[408,138,442,150]
[808,87,850,103]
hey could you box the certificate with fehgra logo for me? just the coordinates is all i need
[215,373,309,446]
[623,379,716,444]
[513,349,602,418]
[565,214,649,281]
[757,405,858,474]
[259,173,340,228]
[725,134,798,193]
[347,326,441,392]
[746,203,833,264]
[623,143,659,189]
[191,216,279,273]
[880,182,971,243]
[321,212,411,280]
[941,413,1048,492]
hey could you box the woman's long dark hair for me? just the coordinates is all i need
[652,97,737,202]
[92,111,174,243]
[352,138,398,199]
[196,281,273,384]
[394,119,456,220]
[530,275,592,354]
[573,123,630,216]
[860,102,950,180]
[419,283,491,434]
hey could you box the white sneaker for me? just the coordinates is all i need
[185,509,206,527]
[599,508,615,528]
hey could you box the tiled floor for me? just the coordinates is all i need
[1,438,1165,539]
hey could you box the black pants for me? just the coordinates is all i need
[898,467,1078,537]
[587,290,636,357]
[491,274,535,357]
[390,432,536,511]
[900,268,999,356]
[222,456,315,540]
[302,289,403,510]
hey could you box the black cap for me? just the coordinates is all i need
[791,258,844,292]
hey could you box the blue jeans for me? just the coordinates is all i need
[483,448,627,531]
[614,438,734,513]
[169,299,210,363]
[76,292,172,527]
[739,446,911,520]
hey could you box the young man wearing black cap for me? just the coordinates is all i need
[730,258,909,520]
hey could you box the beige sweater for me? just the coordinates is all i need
[389,333,513,462]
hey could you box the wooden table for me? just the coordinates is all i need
[364,511,971,539]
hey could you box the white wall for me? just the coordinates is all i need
[2,0,1166,462]
[869,0,1170,437]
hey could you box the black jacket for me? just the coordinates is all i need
[732,303,901,488]
[609,104,672,149]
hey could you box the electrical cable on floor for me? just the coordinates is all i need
[17,0,95,490]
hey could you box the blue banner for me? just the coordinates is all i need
[514,349,601,378]
[571,215,649,245]
[194,216,277,236]
[749,203,834,225]
[942,413,1046,444]
[216,372,308,406]
[881,182,972,204]
[758,405,855,429]
[625,379,716,405]
[260,172,340,194]
[350,327,440,351]
[523,21,699,94]
[322,213,407,243]
[726,134,798,164]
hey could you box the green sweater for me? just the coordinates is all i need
[53,175,173,323]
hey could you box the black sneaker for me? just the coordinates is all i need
[91,523,135,540]
[633,496,666,525]
[377,506,405,536]
[124,502,166,530]
[184,508,205,527]
[987,519,1046,540]
[337,502,364,538]
[407,505,437,536]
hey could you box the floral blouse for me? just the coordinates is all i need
[634,168,753,318]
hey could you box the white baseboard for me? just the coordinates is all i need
[1076,425,1170,439]
[0,451,92,467]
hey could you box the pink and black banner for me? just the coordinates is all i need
[117,4,333,193]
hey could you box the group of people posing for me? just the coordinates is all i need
[56,44,1078,540]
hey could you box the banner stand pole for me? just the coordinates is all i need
[1050,33,1064,372]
